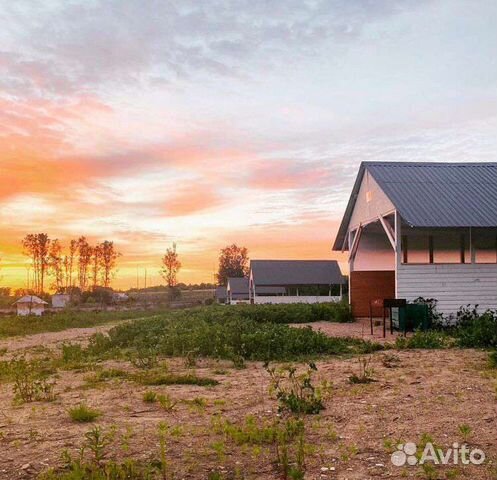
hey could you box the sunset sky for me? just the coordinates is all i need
[1,0,496,289]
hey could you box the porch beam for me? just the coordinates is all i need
[378,215,396,252]
[349,225,363,262]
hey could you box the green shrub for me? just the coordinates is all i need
[395,331,453,349]
[236,302,353,324]
[488,350,497,368]
[8,357,57,403]
[265,362,324,415]
[68,403,101,423]
[454,307,497,348]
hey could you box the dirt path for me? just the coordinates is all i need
[294,317,400,344]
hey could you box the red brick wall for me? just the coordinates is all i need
[350,271,395,317]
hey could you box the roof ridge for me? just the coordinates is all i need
[362,161,497,167]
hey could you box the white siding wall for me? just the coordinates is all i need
[397,264,497,317]
[349,171,394,230]
[254,296,342,304]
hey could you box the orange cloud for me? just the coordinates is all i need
[164,185,226,217]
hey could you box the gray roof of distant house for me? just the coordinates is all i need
[333,162,497,250]
[251,260,344,286]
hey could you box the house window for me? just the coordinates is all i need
[402,229,471,264]
[473,228,497,263]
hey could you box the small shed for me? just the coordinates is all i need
[52,294,70,309]
[13,296,48,316]
[226,277,250,304]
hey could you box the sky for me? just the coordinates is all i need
[0,0,496,289]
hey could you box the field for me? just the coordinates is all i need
[0,304,496,479]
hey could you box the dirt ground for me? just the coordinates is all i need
[0,323,496,479]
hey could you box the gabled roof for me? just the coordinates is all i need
[226,277,249,294]
[251,260,344,286]
[13,295,48,305]
[333,162,497,250]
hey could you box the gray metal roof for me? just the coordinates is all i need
[333,162,497,250]
[251,260,344,286]
[227,277,249,295]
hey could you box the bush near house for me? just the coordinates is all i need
[235,302,353,324]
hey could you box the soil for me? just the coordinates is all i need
[0,323,496,479]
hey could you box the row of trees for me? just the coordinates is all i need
[22,234,120,295]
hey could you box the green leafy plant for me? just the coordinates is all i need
[9,357,57,403]
[83,426,113,464]
[349,356,375,384]
[266,362,324,415]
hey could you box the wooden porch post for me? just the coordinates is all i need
[394,211,401,298]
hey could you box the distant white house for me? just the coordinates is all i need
[226,277,250,305]
[333,162,497,317]
[249,260,345,304]
[52,294,70,309]
[112,292,129,303]
[13,296,48,316]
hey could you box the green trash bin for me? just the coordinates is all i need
[398,304,430,332]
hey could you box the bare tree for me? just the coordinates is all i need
[49,239,64,292]
[91,244,103,289]
[99,241,120,288]
[77,237,92,291]
[66,239,78,290]
[22,233,51,294]
[160,243,181,287]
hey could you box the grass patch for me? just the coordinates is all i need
[136,372,219,387]
[68,403,101,423]
[142,390,157,403]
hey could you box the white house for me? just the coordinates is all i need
[333,162,497,318]
[13,295,48,316]
[249,260,345,304]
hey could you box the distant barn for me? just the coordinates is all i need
[333,162,497,317]
[249,260,345,304]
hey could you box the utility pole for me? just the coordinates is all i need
[144,268,147,289]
